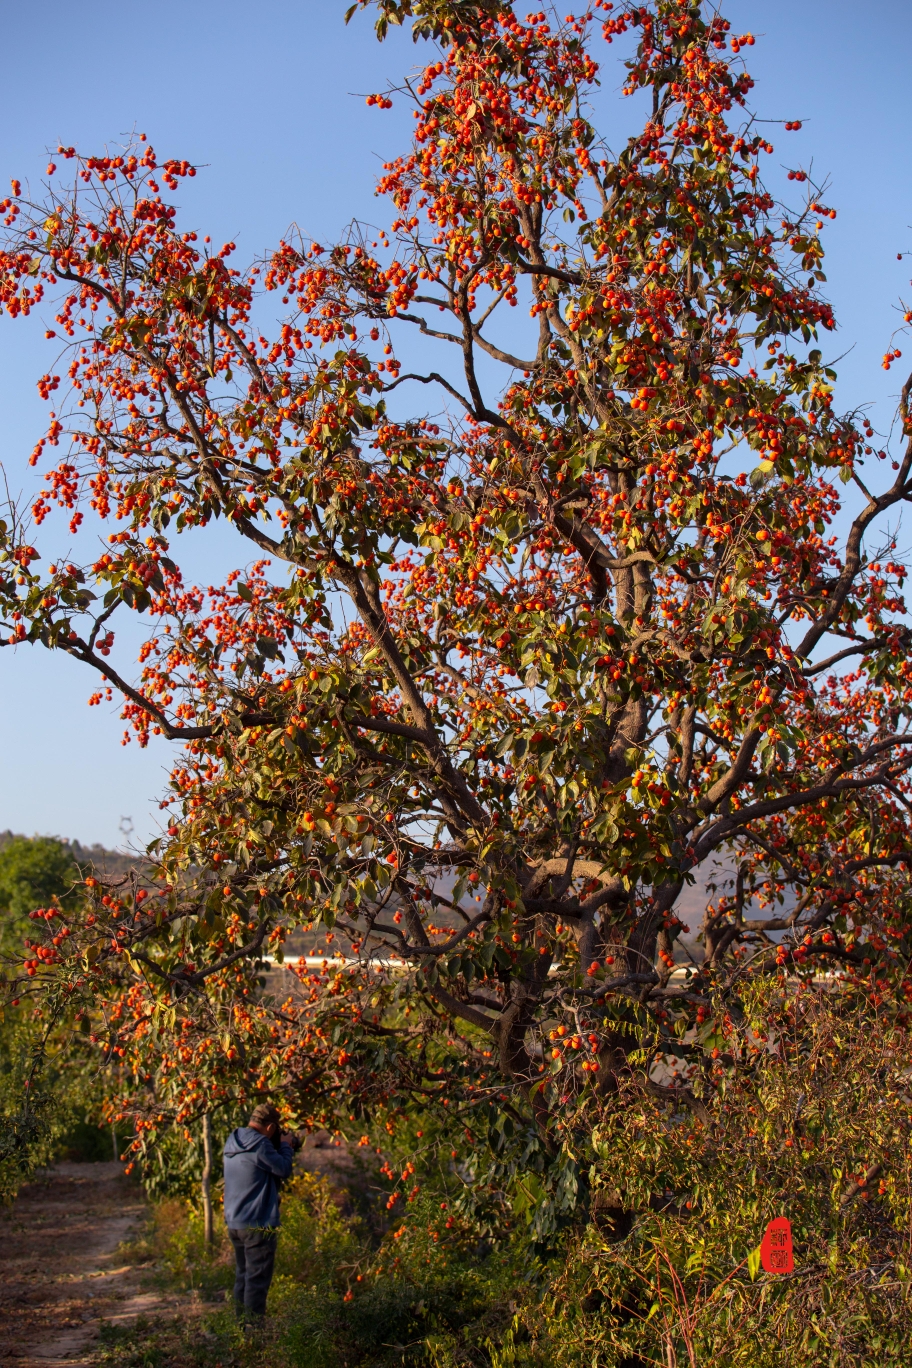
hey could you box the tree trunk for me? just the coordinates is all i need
[201,1113,214,1247]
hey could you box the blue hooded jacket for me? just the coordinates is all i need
[223,1126,294,1230]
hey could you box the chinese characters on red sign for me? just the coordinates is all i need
[760,1217,794,1274]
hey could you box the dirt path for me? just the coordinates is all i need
[0,1161,179,1367]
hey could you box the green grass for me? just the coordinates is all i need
[101,1173,525,1368]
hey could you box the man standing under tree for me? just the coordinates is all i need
[222,1103,295,1321]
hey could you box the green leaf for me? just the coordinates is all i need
[512,1171,544,1220]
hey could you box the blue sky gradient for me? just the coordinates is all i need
[1,1,910,848]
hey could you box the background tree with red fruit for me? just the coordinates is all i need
[3,0,912,1242]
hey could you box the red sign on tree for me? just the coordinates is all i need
[760,1217,794,1274]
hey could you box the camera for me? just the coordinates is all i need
[274,1130,302,1153]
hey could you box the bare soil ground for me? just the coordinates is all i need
[0,1162,180,1367]
[0,1139,379,1368]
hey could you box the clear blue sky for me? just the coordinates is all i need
[1,1,910,849]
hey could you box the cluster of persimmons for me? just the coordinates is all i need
[3,1,912,1230]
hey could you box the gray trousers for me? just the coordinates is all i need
[228,1226,278,1318]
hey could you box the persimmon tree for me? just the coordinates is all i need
[3,0,912,1228]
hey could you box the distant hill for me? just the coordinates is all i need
[0,831,141,879]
